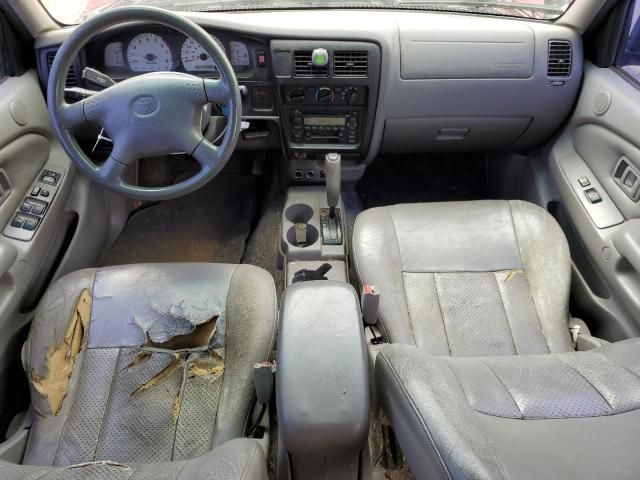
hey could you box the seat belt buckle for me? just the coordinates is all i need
[253,361,276,405]
[247,360,276,439]
[361,284,383,344]
[570,324,581,350]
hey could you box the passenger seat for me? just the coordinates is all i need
[353,200,640,479]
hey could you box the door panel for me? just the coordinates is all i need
[0,70,79,405]
[550,60,640,340]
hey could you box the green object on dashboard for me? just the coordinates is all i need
[312,48,329,66]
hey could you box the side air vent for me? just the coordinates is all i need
[47,50,77,87]
[333,51,368,77]
[547,40,572,77]
[293,51,328,78]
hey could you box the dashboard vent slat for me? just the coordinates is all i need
[333,51,368,77]
[47,50,77,87]
[547,41,572,78]
[293,51,328,78]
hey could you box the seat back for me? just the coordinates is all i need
[353,200,574,356]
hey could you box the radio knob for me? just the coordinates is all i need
[316,87,333,103]
[293,116,303,127]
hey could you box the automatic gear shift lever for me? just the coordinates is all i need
[321,153,342,245]
[325,153,341,219]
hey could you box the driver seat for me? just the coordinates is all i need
[1,263,276,479]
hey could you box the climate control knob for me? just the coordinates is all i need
[315,87,334,103]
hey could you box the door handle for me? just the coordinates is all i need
[0,238,17,278]
[612,220,640,274]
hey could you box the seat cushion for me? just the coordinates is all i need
[353,200,573,355]
[23,263,276,467]
[376,339,640,480]
[0,438,267,480]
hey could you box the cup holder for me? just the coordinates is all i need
[286,224,319,248]
[285,203,314,224]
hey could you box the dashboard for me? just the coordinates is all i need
[83,26,261,80]
[36,10,584,184]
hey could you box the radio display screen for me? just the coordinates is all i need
[303,116,346,126]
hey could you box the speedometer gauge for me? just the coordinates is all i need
[126,33,173,72]
[181,36,225,72]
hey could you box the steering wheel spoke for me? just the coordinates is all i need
[59,100,88,130]
[203,78,230,105]
[99,151,134,184]
[192,138,223,174]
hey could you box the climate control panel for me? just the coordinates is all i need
[284,85,367,106]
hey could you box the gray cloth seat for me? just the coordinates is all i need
[353,200,574,355]
[4,263,276,479]
[376,340,640,480]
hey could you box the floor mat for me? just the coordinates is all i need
[357,154,491,208]
[100,175,256,266]
[242,192,285,299]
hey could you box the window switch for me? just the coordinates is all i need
[23,217,38,231]
[19,200,34,213]
[585,188,602,204]
[11,214,25,228]
[578,176,591,187]
[31,203,46,216]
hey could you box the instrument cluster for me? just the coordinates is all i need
[94,28,253,79]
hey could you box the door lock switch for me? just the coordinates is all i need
[578,176,591,187]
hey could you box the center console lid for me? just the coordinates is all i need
[277,281,369,479]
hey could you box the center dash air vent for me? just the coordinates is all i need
[47,50,77,87]
[333,51,368,77]
[547,40,572,78]
[293,51,328,78]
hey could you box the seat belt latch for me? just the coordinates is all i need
[361,284,383,344]
[247,360,275,438]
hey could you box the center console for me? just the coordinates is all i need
[277,280,370,480]
[270,41,381,182]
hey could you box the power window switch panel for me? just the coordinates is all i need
[585,188,602,204]
[578,176,591,187]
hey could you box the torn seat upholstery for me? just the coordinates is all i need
[7,263,276,479]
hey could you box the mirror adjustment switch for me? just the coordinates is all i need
[585,188,602,204]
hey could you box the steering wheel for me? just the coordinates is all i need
[47,6,242,201]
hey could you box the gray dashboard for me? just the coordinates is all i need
[35,10,583,174]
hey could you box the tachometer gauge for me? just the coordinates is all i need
[126,33,173,72]
[181,36,225,72]
[230,41,250,69]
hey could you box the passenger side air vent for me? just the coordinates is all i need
[293,51,328,78]
[47,50,77,87]
[333,51,368,77]
[547,40,572,77]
